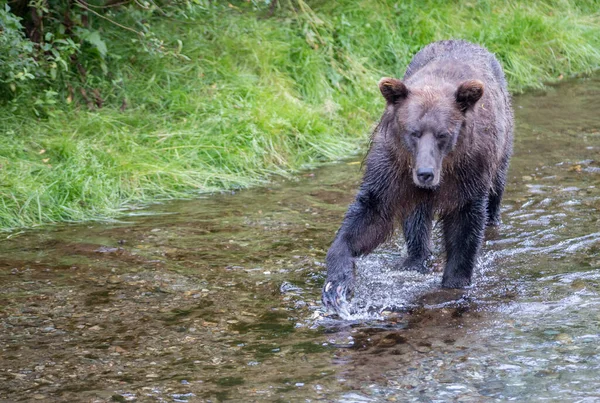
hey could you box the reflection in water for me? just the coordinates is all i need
[0,76,599,401]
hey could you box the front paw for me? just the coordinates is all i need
[322,277,354,317]
[486,215,501,227]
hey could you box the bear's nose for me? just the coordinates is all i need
[416,167,434,184]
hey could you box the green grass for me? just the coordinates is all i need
[1,0,600,230]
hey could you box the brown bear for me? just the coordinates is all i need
[322,40,514,315]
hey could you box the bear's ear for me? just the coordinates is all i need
[379,77,409,104]
[455,79,485,113]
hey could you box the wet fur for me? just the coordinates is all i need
[323,40,514,312]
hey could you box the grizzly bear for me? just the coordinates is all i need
[323,40,514,314]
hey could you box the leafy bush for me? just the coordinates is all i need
[0,1,135,113]
[0,6,39,97]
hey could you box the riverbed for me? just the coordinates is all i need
[0,76,599,402]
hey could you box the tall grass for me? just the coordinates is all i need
[1,0,599,229]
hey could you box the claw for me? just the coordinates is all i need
[322,279,354,318]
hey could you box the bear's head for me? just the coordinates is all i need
[379,77,484,189]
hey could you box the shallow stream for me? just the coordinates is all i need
[0,76,599,402]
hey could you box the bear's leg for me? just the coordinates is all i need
[441,197,487,288]
[322,183,398,314]
[487,154,510,226]
[401,202,433,272]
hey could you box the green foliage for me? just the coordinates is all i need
[0,0,599,230]
[0,1,158,114]
[0,6,39,96]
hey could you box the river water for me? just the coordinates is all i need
[0,76,599,402]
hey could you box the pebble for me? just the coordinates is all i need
[37,378,53,385]
[556,333,573,344]
[107,275,123,284]
[413,344,432,353]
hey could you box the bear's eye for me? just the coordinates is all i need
[435,132,450,140]
[409,131,421,138]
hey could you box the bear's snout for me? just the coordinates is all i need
[416,167,435,186]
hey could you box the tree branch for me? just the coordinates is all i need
[74,0,142,36]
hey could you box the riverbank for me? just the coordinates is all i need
[1,0,599,230]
